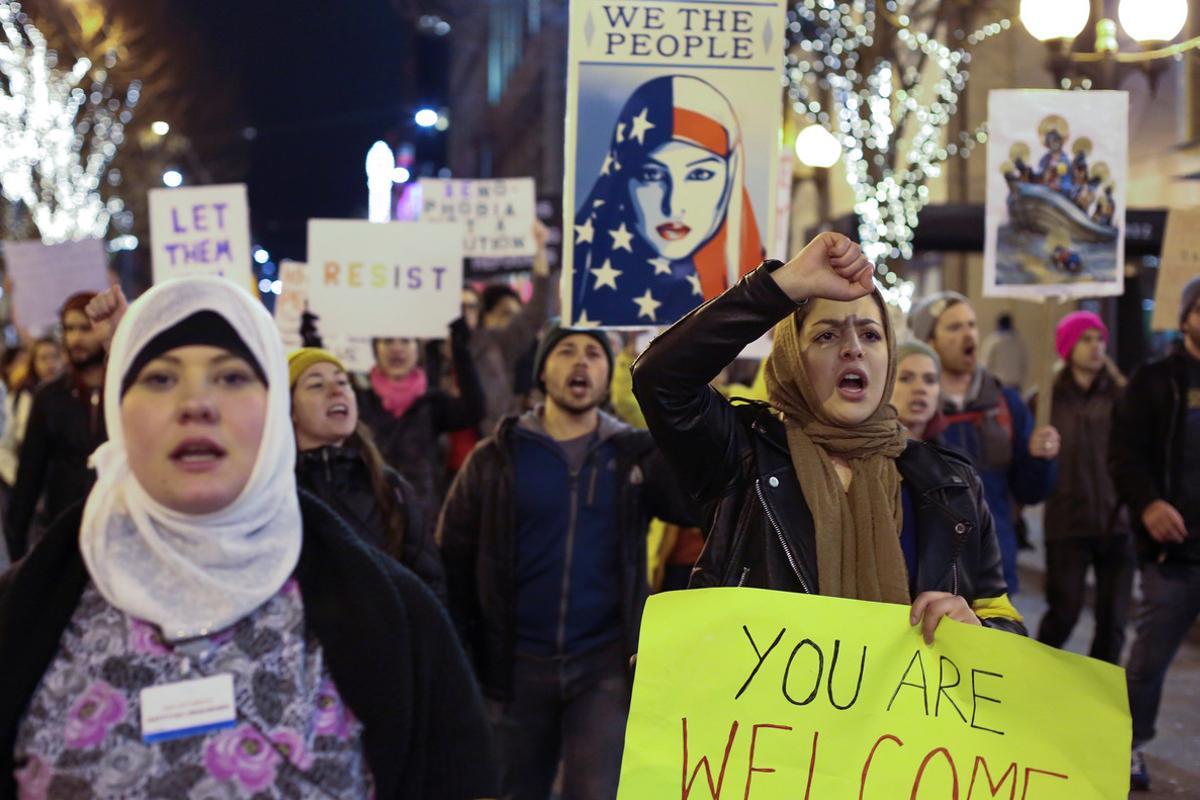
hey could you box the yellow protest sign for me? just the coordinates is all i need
[618,589,1129,798]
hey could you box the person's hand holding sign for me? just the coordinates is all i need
[771,231,875,304]
[910,591,981,645]
[532,220,550,278]
[85,284,128,352]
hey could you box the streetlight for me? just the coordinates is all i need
[1018,0,1089,42]
[794,124,841,169]
[414,108,438,128]
[150,120,170,136]
[162,169,183,188]
[1118,0,1188,44]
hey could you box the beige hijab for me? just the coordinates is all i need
[764,290,911,604]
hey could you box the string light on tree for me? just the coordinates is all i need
[785,0,1010,306]
[0,0,139,244]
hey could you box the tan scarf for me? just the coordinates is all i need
[764,291,911,604]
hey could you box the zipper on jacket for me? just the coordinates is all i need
[737,566,750,587]
[754,478,812,594]
[321,447,332,483]
[556,471,582,653]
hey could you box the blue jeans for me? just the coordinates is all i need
[1125,560,1200,746]
[490,639,631,800]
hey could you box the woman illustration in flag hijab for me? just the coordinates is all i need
[571,75,764,327]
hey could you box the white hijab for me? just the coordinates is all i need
[80,276,301,641]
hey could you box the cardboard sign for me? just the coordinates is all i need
[3,238,110,335]
[983,90,1128,300]
[419,178,537,258]
[305,219,464,339]
[148,184,254,290]
[619,589,1129,798]
[274,259,374,371]
[562,0,787,328]
[1151,208,1200,331]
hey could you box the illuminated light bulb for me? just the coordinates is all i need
[1019,0,1089,41]
[150,120,169,135]
[162,170,183,188]
[1118,0,1187,42]
[414,108,438,128]
[795,124,841,168]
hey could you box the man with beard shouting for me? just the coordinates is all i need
[909,292,1059,594]
[438,319,693,800]
[5,292,111,560]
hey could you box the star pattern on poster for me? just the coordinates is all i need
[629,107,655,145]
[633,288,662,321]
[600,152,614,176]
[687,273,703,297]
[574,217,595,244]
[573,309,601,329]
[591,259,623,290]
[609,222,634,252]
[615,122,626,144]
[648,257,671,276]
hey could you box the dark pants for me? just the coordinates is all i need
[1036,534,1135,664]
[490,639,631,800]
[1125,560,1200,747]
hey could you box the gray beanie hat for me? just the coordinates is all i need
[1181,276,1200,327]
[908,291,969,342]
[896,340,942,379]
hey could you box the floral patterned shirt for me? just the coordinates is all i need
[14,579,374,799]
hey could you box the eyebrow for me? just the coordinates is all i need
[686,156,721,167]
[146,353,251,367]
[812,318,881,328]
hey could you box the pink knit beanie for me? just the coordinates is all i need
[1055,311,1107,361]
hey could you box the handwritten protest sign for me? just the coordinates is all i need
[305,219,464,339]
[274,259,374,370]
[619,589,1129,798]
[419,178,536,258]
[1151,208,1200,331]
[563,0,786,328]
[3,238,110,336]
[148,184,254,289]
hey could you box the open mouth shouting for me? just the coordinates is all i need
[656,222,691,242]
[836,367,870,401]
[907,398,930,415]
[170,437,227,472]
[566,371,593,399]
[326,402,351,420]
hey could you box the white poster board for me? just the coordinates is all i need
[983,90,1128,300]
[305,219,464,339]
[419,178,537,258]
[148,183,255,290]
[3,238,110,335]
[563,0,787,328]
[1151,208,1200,331]
[274,259,375,370]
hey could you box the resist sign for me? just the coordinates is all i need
[619,589,1130,799]
[148,184,254,289]
[305,219,464,339]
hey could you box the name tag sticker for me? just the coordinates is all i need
[140,673,236,743]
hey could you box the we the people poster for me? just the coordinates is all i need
[563,0,787,328]
[983,90,1128,300]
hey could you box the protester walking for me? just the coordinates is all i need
[890,340,945,443]
[358,317,484,540]
[5,295,107,561]
[0,277,498,800]
[910,292,1059,592]
[1035,312,1133,665]
[632,233,1026,640]
[439,318,694,800]
[1111,277,1200,791]
[0,337,63,490]
[289,346,447,600]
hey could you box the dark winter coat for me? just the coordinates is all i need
[437,411,696,701]
[1109,349,1200,562]
[631,261,1026,634]
[295,444,447,602]
[0,491,499,800]
[5,374,105,560]
[358,319,485,536]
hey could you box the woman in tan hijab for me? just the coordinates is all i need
[632,233,1025,641]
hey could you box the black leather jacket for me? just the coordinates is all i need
[632,261,1025,634]
[295,445,447,602]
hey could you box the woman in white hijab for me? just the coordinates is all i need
[0,277,498,799]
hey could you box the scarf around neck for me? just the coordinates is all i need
[764,291,910,604]
[370,365,428,419]
[80,276,301,641]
